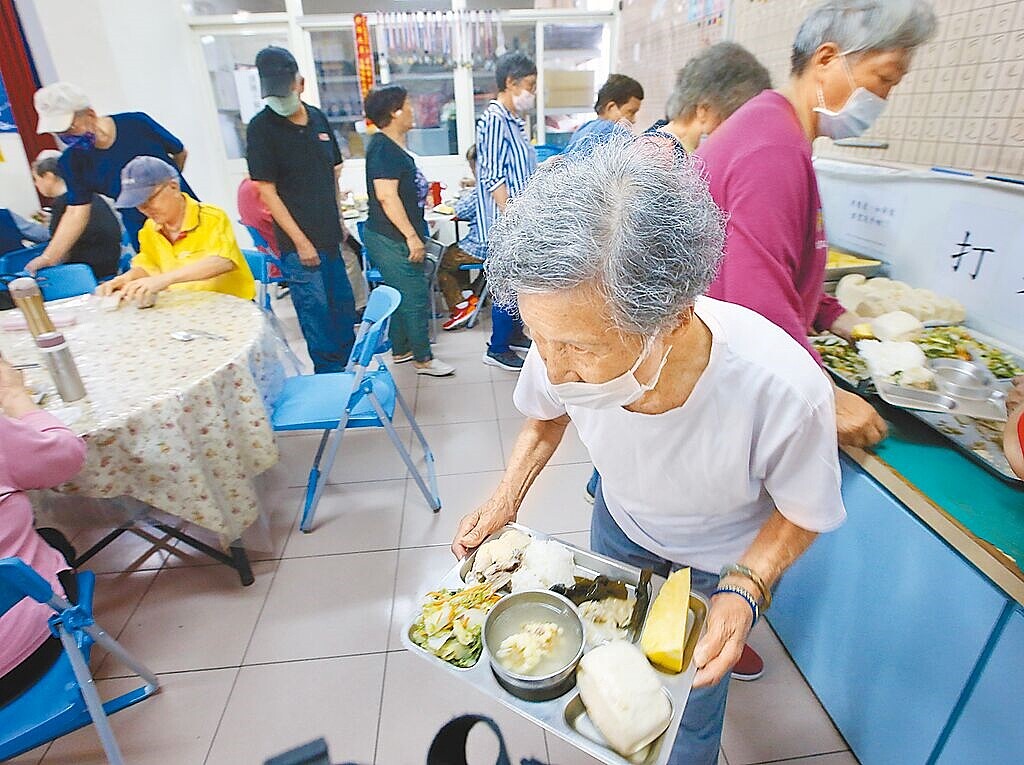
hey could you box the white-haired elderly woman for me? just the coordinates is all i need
[699,0,937,451]
[451,134,846,765]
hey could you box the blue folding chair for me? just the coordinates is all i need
[0,244,47,276]
[34,264,99,301]
[117,230,135,275]
[355,221,383,288]
[0,558,159,764]
[243,249,302,373]
[271,285,441,533]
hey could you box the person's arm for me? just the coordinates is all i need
[1003,377,1024,479]
[97,266,150,296]
[0,361,86,488]
[26,205,90,273]
[373,178,425,262]
[693,511,818,687]
[452,415,570,558]
[253,181,319,267]
[11,210,50,244]
[120,256,234,303]
[139,112,187,172]
[478,114,509,213]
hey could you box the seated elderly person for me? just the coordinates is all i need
[99,156,254,304]
[451,134,846,765]
[0,359,86,705]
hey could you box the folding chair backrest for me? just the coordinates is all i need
[243,248,268,284]
[37,264,99,301]
[0,244,47,276]
[243,224,271,253]
[0,558,54,617]
[350,285,401,368]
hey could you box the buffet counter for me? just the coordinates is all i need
[767,406,1023,765]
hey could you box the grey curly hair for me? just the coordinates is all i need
[484,133,726,336]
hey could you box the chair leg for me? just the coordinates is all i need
[300,414,352,533]
[466,283,488,329]
[371,391,441,512]
[266,309,303,374]
[84,624,160,694]
[57,627,126,765]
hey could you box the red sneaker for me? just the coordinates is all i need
[443,301,476,331]
[731,644,764,681]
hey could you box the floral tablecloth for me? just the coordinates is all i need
[0,291,286,542]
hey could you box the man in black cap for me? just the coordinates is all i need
[246,46,358,373]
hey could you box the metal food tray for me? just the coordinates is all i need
[401,524,708,765]
[872,377,1008,422]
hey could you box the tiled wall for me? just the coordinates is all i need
[617,0,1024,177]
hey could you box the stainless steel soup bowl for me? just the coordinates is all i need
[483,590,585,702]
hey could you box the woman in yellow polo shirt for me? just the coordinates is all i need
[99,156,255,303]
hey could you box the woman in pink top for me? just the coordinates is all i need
[0,359,86,705]
[697,0,937,448]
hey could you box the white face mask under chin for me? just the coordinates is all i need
[552,338,672,410]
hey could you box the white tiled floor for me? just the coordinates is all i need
[28,302,858,765]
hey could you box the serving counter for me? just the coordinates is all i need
[767,407,1023,765]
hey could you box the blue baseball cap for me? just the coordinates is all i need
[115,156,179,208]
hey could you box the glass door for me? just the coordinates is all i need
[541,21,609,148]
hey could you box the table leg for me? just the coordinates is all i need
[230,542,255,587]
[73,526,130,567]
[150,523,256,587]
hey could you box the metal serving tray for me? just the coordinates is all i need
[872,377,1008,422]
[401,524,708,765]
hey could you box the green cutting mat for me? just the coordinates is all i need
[872,411,1024,569]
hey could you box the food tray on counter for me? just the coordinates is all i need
[401,524,708,765]
[812,331,1024,487]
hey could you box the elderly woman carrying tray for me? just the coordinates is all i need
[450,134,847,765]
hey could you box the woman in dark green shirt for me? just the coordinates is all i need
[364,85,453,377]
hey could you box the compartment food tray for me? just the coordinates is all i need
[402,524,708,765]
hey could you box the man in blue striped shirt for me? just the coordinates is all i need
[564,74,644,155]
[475,51,539,372]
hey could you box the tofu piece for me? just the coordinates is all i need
[576,640,672,757]
[640,568,691,673]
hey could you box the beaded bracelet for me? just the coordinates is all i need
[712,585,759,625]
[720,563,772,609]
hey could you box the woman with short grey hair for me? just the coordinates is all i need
[699,0,937,451]
[451,133,847,765]
[650,42,771,152]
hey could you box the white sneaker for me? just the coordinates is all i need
[415,358,456,377]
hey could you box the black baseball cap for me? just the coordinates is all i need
[256,46,299,98]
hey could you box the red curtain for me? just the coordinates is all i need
[0,0,55,171]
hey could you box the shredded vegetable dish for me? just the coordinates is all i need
[410,583,503,668]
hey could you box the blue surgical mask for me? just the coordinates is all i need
[58,131,96,150]
[814,55,888,140]
[266,92,301,117]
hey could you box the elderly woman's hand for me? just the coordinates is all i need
[451,495,517,560]
[0,359,37,417]
[692,590,755,688]
[835,387,887,448]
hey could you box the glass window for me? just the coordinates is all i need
[199,31,290,160]
[378,13,459,156]
[471,20,538,143]
[310,29,375,159]
[183,0,285,15]
[542,22,608,148]
[302,0,450,12]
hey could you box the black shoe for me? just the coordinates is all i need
[482,349,524,371]
[508,334,532,353]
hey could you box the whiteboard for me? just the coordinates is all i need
[814,158,1024,351]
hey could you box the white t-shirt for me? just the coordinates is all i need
[513,297,846,573]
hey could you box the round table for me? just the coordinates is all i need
[0,291,285,544]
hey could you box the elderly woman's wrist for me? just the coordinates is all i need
[0,390,39,416]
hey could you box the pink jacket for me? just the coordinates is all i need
[1,410,86,678]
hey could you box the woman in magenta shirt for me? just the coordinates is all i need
[697,0,937,448]
[0,359,86,704]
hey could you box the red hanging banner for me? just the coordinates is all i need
[353,13,375,119]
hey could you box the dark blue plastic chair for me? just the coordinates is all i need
[35,264,99,301]
[0,558,159,764]
[271,285,441,532]
[0,244,47,276]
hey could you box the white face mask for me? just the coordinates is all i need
[552,337,671,409]
[512,89,536,113]
[814,56,887,140]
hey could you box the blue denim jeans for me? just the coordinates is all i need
[589,480,729,765]
[280,245,357,374]
[489,302,523,354]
